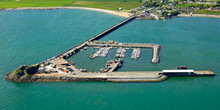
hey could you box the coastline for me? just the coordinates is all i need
[0,7,130,17]
[178,13,220,18]
[1,7,220,19]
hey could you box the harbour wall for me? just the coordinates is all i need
[5,71,214,83]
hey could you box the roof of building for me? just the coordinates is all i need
[163,70,194,73]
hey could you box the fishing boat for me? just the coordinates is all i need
[177,66,187,69]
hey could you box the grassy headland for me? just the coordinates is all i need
[5,64,39,82]
[0,0,142,12]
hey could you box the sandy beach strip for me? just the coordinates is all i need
[0,7,130,17]
[178,13,220,18]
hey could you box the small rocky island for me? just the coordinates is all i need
[5,64,40,82]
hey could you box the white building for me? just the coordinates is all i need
[162,70,194,76]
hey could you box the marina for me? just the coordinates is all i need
[87,41,161,63]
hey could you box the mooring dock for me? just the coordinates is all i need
[87,42,161,63]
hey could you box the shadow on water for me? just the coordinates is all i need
[166,76,215,82]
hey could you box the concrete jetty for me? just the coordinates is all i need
[87,42,161,63]
[108,59,123,72]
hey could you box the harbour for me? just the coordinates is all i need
[3,11,215,83]
[5,41,214,83]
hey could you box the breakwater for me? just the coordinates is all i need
[4,58,214,83]
[5,70,214,83]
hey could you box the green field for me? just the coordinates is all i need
[175,3,216,8]
[0,0,75,8]
[194,10,220,15]
[174,2,220,15]
[0,0,220,15]
[68,0,142,11]
[0,0,142,11]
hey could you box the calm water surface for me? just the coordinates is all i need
[0,9,220,110]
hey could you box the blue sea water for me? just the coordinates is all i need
[0,9,220,110]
